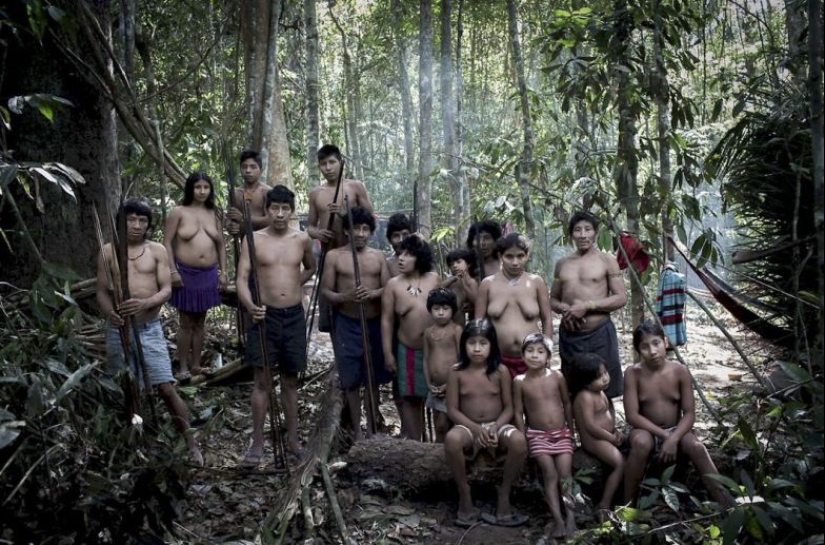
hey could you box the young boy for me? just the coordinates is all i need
[441,248,478,324]
[513,333,576,539]
[444,319,528,528]
[226,149,271,235]
[624,320,729,507]
[423,288,463,442]
[385,212,412,277]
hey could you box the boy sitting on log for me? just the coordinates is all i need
[444,319,528,528]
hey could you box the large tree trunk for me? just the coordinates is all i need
[305,0,321,184]
[809,0,824,352]
[506,0,536,241]
[0,1,120,286]
[392,0,416,217]
[260,0,293,189]
[440,0,462,244]
[418,0,434,237]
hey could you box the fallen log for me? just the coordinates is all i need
[344,436,603,497]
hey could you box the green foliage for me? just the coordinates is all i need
[0,267,191,543]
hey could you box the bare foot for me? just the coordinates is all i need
[551,519,566,539]
[189,445,204,466]
[595,507,611,524]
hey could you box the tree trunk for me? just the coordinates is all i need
[418,0,434,237]
[305,0,321,184]
[455,0,468,242]
[440,0,461,243]
[653,5,674,262]
[613,0,644,332]
[243,0,270,149]
[330,8,363,182]
[260,0,293,189]
[0,1,120,286]
[506,0,536,241]
[808,0,824,352]
[392,0,416,216]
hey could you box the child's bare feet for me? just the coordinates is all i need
[551,519,566,539]
[564,507,577,537]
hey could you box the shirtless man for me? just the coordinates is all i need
[550,211,627,398]
[237,186,316,465]
[226,149,271,236]
[322,206,392,441]
[475,233,553,378]
[385,212,412,277]
[465,219,503,279]
[307,145,374,333]
[307,144,374,249]
[381,234,441,440]
[97,198,202,465]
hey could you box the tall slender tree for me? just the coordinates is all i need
[392,0,416,207]
[305,0,321,183]
[418,0,434,236]
[506,0,536,241]
[441,0,462,242]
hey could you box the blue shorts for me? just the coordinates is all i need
[106,319,175,388]
[332,312,392,390]
[245,304,307,375]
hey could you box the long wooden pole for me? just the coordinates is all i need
[243,199,288,472]
[224,141,245,347]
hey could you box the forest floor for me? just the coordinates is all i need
[172,296,775,544]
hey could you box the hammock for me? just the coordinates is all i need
[668,236,794,348]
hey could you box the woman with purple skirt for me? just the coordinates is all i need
[164,172,228,379]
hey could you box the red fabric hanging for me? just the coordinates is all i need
[617,232,650,272]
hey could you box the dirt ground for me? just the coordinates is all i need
[174,297,773,544]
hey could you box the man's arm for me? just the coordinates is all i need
[320,250,346,305]
[671,366,696,442]
[215,210,229,289]
[236,236,265,322]
[422,329,433,391]
[300,234,317,286]
[353,180,374,215]
[473,278,491,320]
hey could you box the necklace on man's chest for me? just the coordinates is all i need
[128,243,148,261]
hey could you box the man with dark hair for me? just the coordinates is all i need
[385,212,412,277]
[466,219,503,279]
[237,185,317,465]
[96,198,203,465]
[307,144,374,249]
[226,149,271,236]
[381,234,441,440]
[321,206,391,441]
[307,145,374,333]
[475,233,553,378]
[550,211,626,399]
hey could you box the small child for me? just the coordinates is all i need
[513,333,576,539]
[445,319,528,528]
[569,353,624,521]
[624,320,729,507]
[423,288,463,442]
[442,248,479,324]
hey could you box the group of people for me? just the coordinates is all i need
[96,144,728,537]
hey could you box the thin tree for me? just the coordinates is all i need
[392,0,416,207]
[440,0,461,243]
[305,0,321,183]
[506,0,536,240]
[418,0,434,237]
[809,0,824,350]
